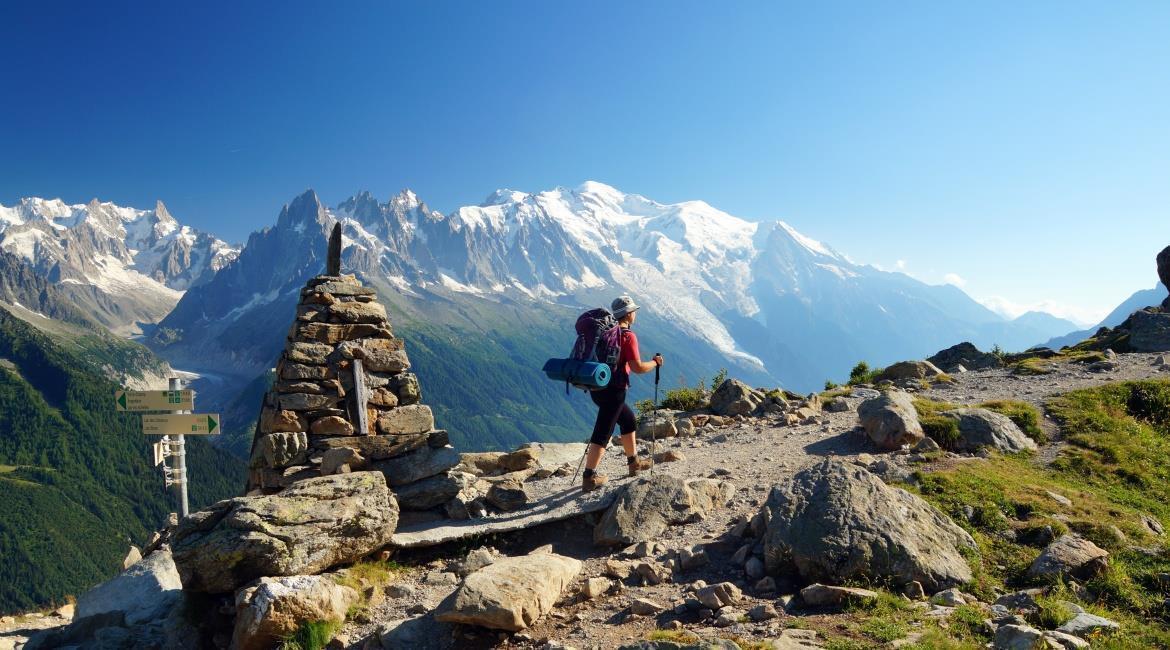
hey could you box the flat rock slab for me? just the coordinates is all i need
[390,471,628,548]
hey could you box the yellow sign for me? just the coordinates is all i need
[142,414,220,435]
[115,390,194,411]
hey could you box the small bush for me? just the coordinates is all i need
[825,379,840,390]
[848,361,882,385]
[634,399,655,416]
[921,415,961,448]
[660,376,710,412]
[710,368,728,392]
[280,620,342,650]
[980,399,1045,443]
[1030,596,1075,629]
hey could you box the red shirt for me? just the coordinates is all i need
[615,328,640,390]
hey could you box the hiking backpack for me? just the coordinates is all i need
[571,308,623,373]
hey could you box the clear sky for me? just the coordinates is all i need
[2,1,1167,325]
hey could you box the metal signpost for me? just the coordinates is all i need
[117,377,219,518]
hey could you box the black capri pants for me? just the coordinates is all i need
[590,388,637,446]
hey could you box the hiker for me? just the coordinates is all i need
[582,295,664,491]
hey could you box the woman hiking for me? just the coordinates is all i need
[582,295,664,492]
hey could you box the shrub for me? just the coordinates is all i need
[825,379,840,390]
[848,361,882,385]
[280,620,342,650]
[660,375,711,411]
[634,399,655,416]
[921,415,960,448]
[710,368,728,392]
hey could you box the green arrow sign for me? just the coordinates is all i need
[115,389,194,412]
[142,413,221,435]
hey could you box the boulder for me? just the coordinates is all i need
[1056,612,1120,637]
[314,433,428,461]
[763,460,975,592]
[876,360,943,382]
[285,342,333,364]
[1129,310,1170,352]
[329,300,387,324]
[259,408,309,434]
[371,444,459,487]
[799,584,878,607]
[1158,245,1170,293]
[638,411,679,439]
[435,552,582,631]
[251,431,310,469]
[857,391,925,450]
[942,408,1038,453]
[695,582,742,610]
[927,342,999,372]
[1027,534,1109,582]
[994,624,1045,650]
[498,447,540,472]
[458,451,505,476]
[310,415,354,436]
[376,405,435,435]
[392,471,472,511]
[122,545,142,570]
[172,472,398,593]
[232,575,359,650]
[320,447,365,475]
[486,476,528,512]
[710,379,764,417]
[75,548,182,626]
[594,474,735,546]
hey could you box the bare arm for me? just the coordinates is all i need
[631,353,663,375]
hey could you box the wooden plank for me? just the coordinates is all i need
[352,358,371,435]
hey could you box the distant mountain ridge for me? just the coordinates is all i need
[143,182,1088,455]
[1045,285,1170,350]
[0,197,239,334]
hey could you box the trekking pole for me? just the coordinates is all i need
[570,442,587,486]
[650,354,660,475]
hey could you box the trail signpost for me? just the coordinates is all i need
[142,413,220,435]
[116,378,219,518]
[115,389,193,411]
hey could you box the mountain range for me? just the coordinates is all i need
[0,197,238,335]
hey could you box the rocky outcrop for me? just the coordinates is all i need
[763,460,976,591]
[928,342,1000,372]
[75,548,183,626]
[875,360,943,382]
[232,575,359,650]
[710,379,764,417]
[1158,245,1170,295]
[1128,310,1170,352]
[594,474,736,546]
[435,552,582,631]
[1027,534,1109,582]
[942,408,1037,453]
[857,390,924,450]
[172,472,398,593]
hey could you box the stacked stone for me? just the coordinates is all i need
[246,274,459,507]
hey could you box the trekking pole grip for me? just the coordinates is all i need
[654,353,660,384]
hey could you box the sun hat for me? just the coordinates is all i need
[611,295,640,319]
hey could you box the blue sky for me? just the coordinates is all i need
[2,1,1167,325]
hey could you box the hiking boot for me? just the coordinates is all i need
[583,472,609,492]
[627,456,654,477]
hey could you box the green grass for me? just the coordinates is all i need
[906,379,1170,647]
[279,620,342,650]
[1012,356,1056,375]
[914,397,1045,445]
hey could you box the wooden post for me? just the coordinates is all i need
[353,358,371,436]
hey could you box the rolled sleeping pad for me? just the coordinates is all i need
[542,358,611,388]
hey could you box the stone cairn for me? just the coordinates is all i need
[246,225,461,513]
